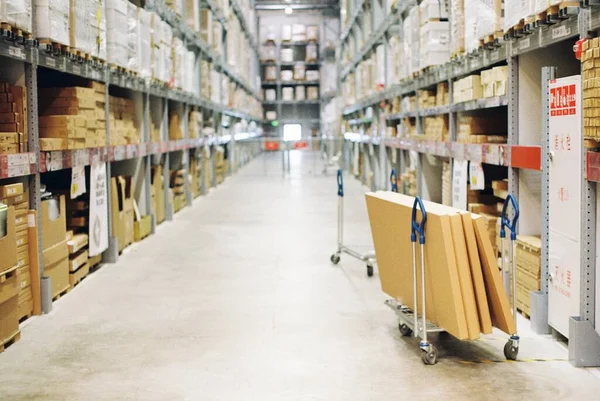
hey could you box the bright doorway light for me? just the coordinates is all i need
[283,124,301,141]
[285,6,293,14]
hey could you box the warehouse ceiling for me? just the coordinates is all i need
[255,0,339,10]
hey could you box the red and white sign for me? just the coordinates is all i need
[549,81,577,117]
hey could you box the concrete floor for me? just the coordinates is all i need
[1,151,600,400]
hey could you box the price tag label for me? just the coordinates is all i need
[490,50,499,62]
[466,144,482,163]
[519,37,531,51]
[8,46,24,60]
[551,25,570,40]
[45,55,56,68]
[72,64,82,75]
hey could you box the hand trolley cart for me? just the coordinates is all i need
[390,168,398,193]
[500,194,520,360]
[330,169,376,277]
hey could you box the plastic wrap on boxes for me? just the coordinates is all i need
[293,64,305,80]
[307,86,319,100]
[201,60,211,98]
[162,22,173,84]
[282,24,291,42]
[282,87,294,101]
[265,24,276,42]
[69,0,95,54]
[532,0,564,14]
[306,43,318,62]
[419,0,449,24]
[307,25,319,42]
[295,86,306,101]
[292,24,306,42]
[34,0,69,45]
[265,89,276,102]
[212,20,221,51]
[150,13,162,80]
[420,21,450,69]
[221,76,228,106]
[106,0,127,67]
[126,2,138,73]
[262,44,276,61]
[184,50,197,95]
[265,66,277,81]
[1,0,32,32]
[450,0,464,56]
[281,70,293,81]
[306,70,319,81]
[281,48,293,63]
[503,0,530,32]
[185,0,199,31]
[137,8,152,79]
[403,6,420,76]
[172,37,184,89]
[210,70,220,103]
[465,0,503,53]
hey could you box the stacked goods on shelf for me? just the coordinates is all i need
[454,75,483,102]
[423,115,448,141]
[189,155,201,198]
[343,72,356,106]
[150,121,161,143]
[457,114,507,143]
[401,96,416,112]
[189,110,201,138]
[388,36,404,81]
[366,192,516,340]
[401,169,417,196]
[464,0,503,53]
[185,0,200,32]
[41,194,70,299]
[151,166,165,225]
[0,84,28,154]
[110,175,134,252]
[481,66,508,98]
[201,61,211,99]
[307,87,319,101]
[38,86,104,151]
[34,0,69,46]
[214,147,225,184]
[294,64,305,81]
[403,7,420,77]
[450,0,465,57]
[0,185,19,349]
[108,95,139,145]
[265,66,277,82]
[442,160,452,206]
[138,8,153,80]
[503,0,529,34]
[69,0,106,61]
[492,179,509,199]
[170,169,186,213]
[106,0,128,69]
[201,9,213,46]
[151,14,173,84]
[63,194,97,287]
[307,25,318,42]
[172,37,185,90]
[436,82,450,105]
[582,38,600,141]
[168,111,183,140]
[295,86,306,101]
[419,90,436,109]
[210,69,221,104]
[419,0,450,69]
[292,24,306,42]
[282,87,294,102]
[515,235,541,316]
[0,183,32,323]
[1,0,32,36]
[125,2,139,73]
[306,43,318,63]
[401,118,417,138]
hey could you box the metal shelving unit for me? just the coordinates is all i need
[337,1,600,367]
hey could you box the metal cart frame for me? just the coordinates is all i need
[385,195,522,365]
[330,169,376,277]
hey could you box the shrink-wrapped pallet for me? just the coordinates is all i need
[503,0,530,32]
[282,24,292,42]
[151,13,162,81]
[166,0,183,16]
[306,43,318,62]
[106,0,127,68]
[185,0,199,32]
[138,8,152,79]
[376,44,385,88]
[185,50,198,96]
[420,21,450,69]
[210,70,220,103]
[201,60,211,98]
[162,22,173,84]
[420,0,449,24]
[172,37,184,89]
[34,0,69,45]
[2,0,32,33]
[126,2,138,73]
[69,0,95,55]
[450,0,464,56]
[200,9,212,45]
[531,0,575,15]
[464,0,503,53]
[403,7,420,76]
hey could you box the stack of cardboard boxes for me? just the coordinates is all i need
[0,183,32,325]
[453,75,482,103]
[480,66,508,98]
[38,85,105,151]
[109,95,139,146]
[458,115,507,144]
[0,190,19,348]
[516,235,541,316]
[169,112,184,140]
[214,147,225,184]
[0,84,28,154]
[419,0,450,69]
[151,166,166,225]
[170,169,186,213]
[41,195,70,300]
[110,176,134,252]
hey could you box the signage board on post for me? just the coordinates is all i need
[548,76,582,337]
[89,162,109,257]
[452,160,468,210]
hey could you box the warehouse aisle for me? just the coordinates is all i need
[0,151,600,400]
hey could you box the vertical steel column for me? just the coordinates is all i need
[103,77,119,263]
[531,66,556,334]
[163,100,173,221]
[183,103,193,207]
[143,92,155,235]
[504,56,519,294]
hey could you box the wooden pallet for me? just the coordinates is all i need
[0,330,20,353]
[504,19,525,39]
[52,285,71,302]
[110,64,139,77]
[38,39,70,56]
[69,262,90,288]
[0,23,32,42]
[517,308,531,319]
[88,254,103,273]
[18,312,32,324]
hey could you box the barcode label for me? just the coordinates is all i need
[519,38,531,50]
[552,25,570,40]
[72,65,82,75]
[45,56,56,68]
[9,46,24,60]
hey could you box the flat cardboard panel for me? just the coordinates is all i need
[461,213,493,334]
[0,207,17,272]
[41,195,67,251]
[449,214,481,339]
[0,296,18,341]
[473,215,516,335]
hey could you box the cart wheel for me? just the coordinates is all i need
[504,341,518,361]
[366,263,374,277]
[399,323,412,337]
[330,254,341,265]
[422,346,438,365]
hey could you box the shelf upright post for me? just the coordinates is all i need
[448,66,455,204]
[163,98,173,221]
[531,66,556,334]
[103,75,119,263]
[183,102,193,207]
[505,55,519,294]
[143,91,156,235]
[25,61,48,313]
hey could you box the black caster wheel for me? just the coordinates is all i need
[330,254,340,265]
[422,346,438,365]
[399,323,412,337]
[504,341,518,361]
[366,264,374,277]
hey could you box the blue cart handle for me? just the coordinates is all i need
[390,168,398,193]
[411,196,427,245]
[337,169,344,197]
[500,194,519,241]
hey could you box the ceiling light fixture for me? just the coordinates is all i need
[285,6,293,14]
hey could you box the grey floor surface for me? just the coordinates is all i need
[1,151,600,400]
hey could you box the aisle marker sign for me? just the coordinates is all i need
[89,162,109,257]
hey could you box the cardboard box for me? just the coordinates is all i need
[69,250,88,272]
[0,183,23,198]
[111,176,134,252]
[67,233,88,254]
[40,138,68,151]
[0,207,17,272]
[42,240,70,298]
[38,87,95,99]
[17,287,33,320]
[134,215,152,242]
[41,195,67,251]
[16,249,28,269]
[0,191,27,206]
[39,115,87,128]
[0,266,18,304]
[0,296,18,342]
[17,265,30,290]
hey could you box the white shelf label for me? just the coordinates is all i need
[45,56,56,68]
[8,46,24,60]
[551,25,571,40]
[490,50,500,62]
[519,37,531,51]
[72,65,81,75]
